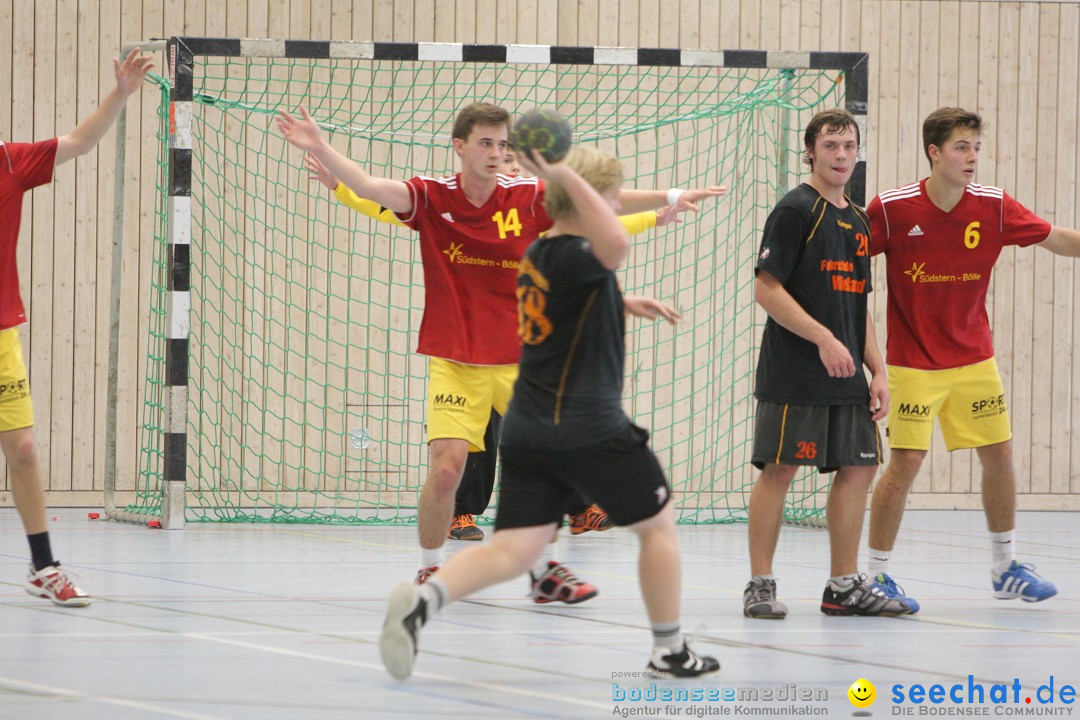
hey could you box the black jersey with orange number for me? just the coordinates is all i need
[754,183,873,405]
[499,234,629,450]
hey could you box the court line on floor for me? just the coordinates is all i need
[0,596,611,715]
[0,676,229,720]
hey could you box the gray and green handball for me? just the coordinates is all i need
[511,108,573,163]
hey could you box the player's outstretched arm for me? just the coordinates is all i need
[863,314,889,421]
[754,270,856,379]
[618,205,683,236]
[306,153,404,226]
[277,106,412,214]
[520,150,628,270]
[617,186,729,214]
[55,48,154,166]
[623,296,681,325]
[1037,226,1080,257]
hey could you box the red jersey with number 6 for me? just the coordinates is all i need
[867,179,1050,370]
[398,173,553,365]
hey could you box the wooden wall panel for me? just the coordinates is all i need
[2,0,1078,511]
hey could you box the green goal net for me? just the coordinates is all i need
[122,41,857,525]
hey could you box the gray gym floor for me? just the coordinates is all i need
[1,508,1076,719]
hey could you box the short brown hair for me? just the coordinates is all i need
[803,109,860,168]
[922,107,983,167]
[452,103,510,141]
[544,147,624,220]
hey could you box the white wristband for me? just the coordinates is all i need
[666,188,685,206]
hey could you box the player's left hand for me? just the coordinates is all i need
[868,372,889,421]
[676,186,729,213]
[114,48,154,96]
[624,296,681,325]
[654,205,683,227]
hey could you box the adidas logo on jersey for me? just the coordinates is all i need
[907,225,924,236]
[441,212,455,223]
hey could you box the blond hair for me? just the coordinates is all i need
[543,147,623,220]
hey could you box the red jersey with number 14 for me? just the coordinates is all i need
[398,173,553,365]
[867,179,1050,370]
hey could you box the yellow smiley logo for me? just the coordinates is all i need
[848,678,876,708]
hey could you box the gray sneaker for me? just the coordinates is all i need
[743,577,788,619]
[820,574,912,616]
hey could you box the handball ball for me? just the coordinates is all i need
[511,108,573,163]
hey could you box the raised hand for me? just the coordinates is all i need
[676,186,729,213]
[277,106,325,152]
[113,48,154,96]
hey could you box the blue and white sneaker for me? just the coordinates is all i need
[868,572,920,614]
[992,561,1058,603]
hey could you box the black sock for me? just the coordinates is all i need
[28,532,55,571]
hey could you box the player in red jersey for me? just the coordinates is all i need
[277,102,726,602]
[1,48,153,607]
[305,147,680,540]
[865,107,1080,609]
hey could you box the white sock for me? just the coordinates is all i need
[651,621,683,652]
[420,546,442,569]
[990,530,1016,574]
[531,543,555,578]
[417,577,449,614]
[828,573,859,590]
[751,574,775,583]
[867,547,891,576]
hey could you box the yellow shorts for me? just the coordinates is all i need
[886,358,1011,451]
[0,327,35,433]
[426,357,517,451]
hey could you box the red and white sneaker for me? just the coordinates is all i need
[529,561,598,604]
[25,564,91,607]
[415,565,439,585]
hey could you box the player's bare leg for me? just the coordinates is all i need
[432,524,555,600]
[747,464,798,576]
[1,427,47,535]
[868,449,925,552]
[629,502,681,623]
[825,465,876,577]
[417,438,470,550]
[976,440,1016,533]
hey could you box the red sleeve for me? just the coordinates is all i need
[12,139,57,190]
[533,179,553,231]
[395,176,428,229]
[1001,192,1052,248]
[866,195,888,256]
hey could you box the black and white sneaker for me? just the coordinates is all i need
[646,643,721,679]
[379,581,429,680]
[820,574,912,616]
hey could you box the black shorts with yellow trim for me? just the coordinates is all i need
[751,401,881,474]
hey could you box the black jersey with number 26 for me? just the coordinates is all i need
[499,234,630,450]
[754,183,874,405]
